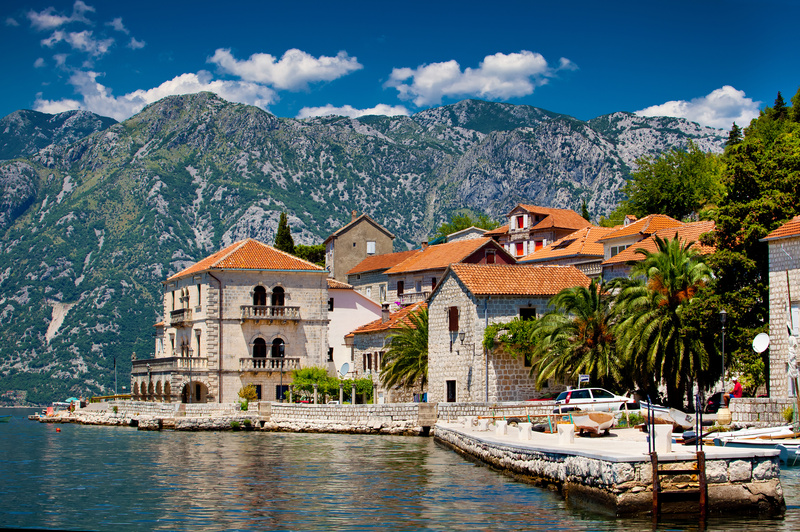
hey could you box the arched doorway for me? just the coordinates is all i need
[181,381,208,403]
[253,338,267,369]
[253,286,267,306]
[271,287,285,316]
[271,338,285,358]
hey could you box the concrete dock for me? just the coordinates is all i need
[434,421,785,517]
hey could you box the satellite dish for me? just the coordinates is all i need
[339,362,350,377]
[753,333,770,354]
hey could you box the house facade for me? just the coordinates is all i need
[327,278,382,377]
[761,216,800,398]
[131,239,329,403]
[427,263,590,403]
[384,237,515,307]
[597,214,683,281]
[324,211,395,283]
[346,249,418,304]
[486,204,592,259]
[519,225,613,278]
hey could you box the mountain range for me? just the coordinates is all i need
[0,92,725,404]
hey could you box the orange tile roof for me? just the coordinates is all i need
[602,220,716,265]
[596,214,683,242]
[327,278,353,290]
[510,204,592,232]
[520,226,613,262]
[346,249,420,275]
[167,239,323,281]
[385,237,506,275]
[447,263,590,296]
[347,302,427,336]
[762,215,800,242]
[484,224,509,237]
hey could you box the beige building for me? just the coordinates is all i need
[761,216,800,398]
[427,263,590,403]
[131,239,329,403]
[346,249,418,304]
[324,211,395,283]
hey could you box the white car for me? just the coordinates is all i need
[554,388,633,412]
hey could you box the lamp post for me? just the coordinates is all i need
[720,309,727,394]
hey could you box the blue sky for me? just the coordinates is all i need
[2,0,798,129]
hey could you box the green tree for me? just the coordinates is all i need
[290,366,338,402]
[380,306,428,393]
[294,243,325,265]
[621,142,723,220]
[274,212,295,254]
[726,122,742,147]
[580,199,591,222]
[773,91,788,120]
[791,86,800,122]
[613,236,713,408]
[434,212,499,240]
[527,279,621,390]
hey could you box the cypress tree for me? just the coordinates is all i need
[274,212,295,254]
[726,122,742,146]
[580,199,591,221]
[773,91,788,120]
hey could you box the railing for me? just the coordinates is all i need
[239,357,300,372]
[399,291,430,305]
[240,305,300,320]
[169,308,193,327]
[131,357,209,375]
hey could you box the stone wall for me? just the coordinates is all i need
[766,235,800,399]
[730,397,796,428]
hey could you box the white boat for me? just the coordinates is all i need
[571,411,615,435]
[713,424,797,441]
[668,408,696,430]
[713,437,800,467]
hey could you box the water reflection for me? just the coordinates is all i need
[0,407,798,531]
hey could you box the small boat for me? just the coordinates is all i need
[571,411,615,435]
[639,401,673,424]
[713,424,797,441]
[713,437,800,467]
[668,408,696,430]
[0,414,11,423]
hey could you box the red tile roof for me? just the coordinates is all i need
[520,225,613,262]
[596,214,683,243]
[602,220,716,265]
[347,302,427,336]
[510,204,592,232]
[384,237,506,275]
[327,278,353,290]
[167,239,323,281]
[346,249,419,275]
[447,263,590,296]
[484,224,509,237]
[761,216,800,242]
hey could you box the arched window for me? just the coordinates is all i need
[253,338,267,358]
[271,338,285,358]
[253,286,267,306]
[271,286,285,306]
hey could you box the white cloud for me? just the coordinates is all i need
[28,1,94,31]
[384,51,574,106]
[6,17,20,27]
[34,70,277,121]
[635,85,761,129]
[42,30,114,57]
[127,37,145,50]
[296,103,410,119]
[209,48,362,91]
[107,17,128,34]
[34,57,46,68]
[53,54,69,67]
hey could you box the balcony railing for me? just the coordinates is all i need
[239,357,300,372]
[399,291,430,305]
[240,305,300,321]
[131,356,209,375]
[170,308,193,327]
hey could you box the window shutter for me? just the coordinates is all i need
[448,306,459,332]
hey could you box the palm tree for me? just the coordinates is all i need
[529,279,621,389]
[613,235,712,408]
[380,306,428,394]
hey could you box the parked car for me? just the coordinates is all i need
[553,388,634,413]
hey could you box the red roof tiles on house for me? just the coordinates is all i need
[448,263,590,296]
[520,225,613,262]
[384,237,504,275]
[327,278,353,290]
[484,224,509,237]
[511,204,592,232]
[167,239,323,281]
[596,214,683,242]
[602,220,716,265]
[761,216,800,242]
[346,249,419,275]
[347,302,427,336]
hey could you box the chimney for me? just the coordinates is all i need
[351,210,359,222]
[421,241,428,250]
[381,303,390,323]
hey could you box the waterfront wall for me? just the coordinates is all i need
[434,424,785,517]
[730,397,795,428]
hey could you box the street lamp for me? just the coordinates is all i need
[720,309,727,394]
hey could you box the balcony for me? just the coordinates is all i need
[240,305,300,322]
[239,357,300,372]
[131,356,209,376]
[170,308,193,327]
[399,291,430,305]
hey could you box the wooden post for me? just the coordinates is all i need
[651,452,660,519]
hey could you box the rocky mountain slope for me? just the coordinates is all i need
[0,93,725,404]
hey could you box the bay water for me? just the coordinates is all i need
[1,407,798,531]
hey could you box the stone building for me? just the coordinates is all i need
[518,225,613,278]
[384,237,515,307]
[345,302,427,403]
[485,204,592,259]
[131,239,329,403]
[597,214,683,281]
[324,211,395,283]
[427,263,590,403]
[761,215,800,398]
[346,249,418,304]
[327,278,382,377]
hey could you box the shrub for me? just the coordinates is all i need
[784,406,794,424]
[230,421,241,431]
[238,384,258,402]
